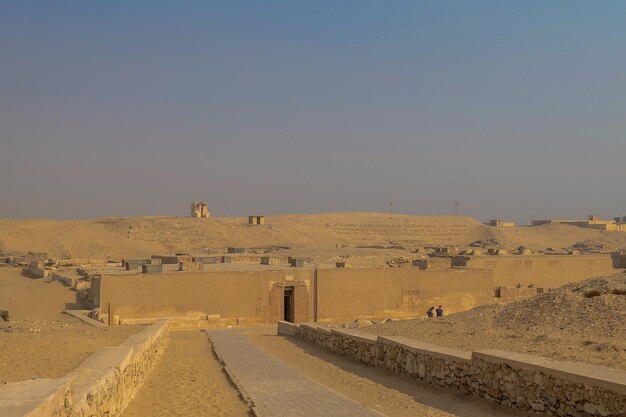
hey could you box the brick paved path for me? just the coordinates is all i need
[205,329,385,417]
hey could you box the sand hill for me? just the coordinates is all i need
[367,273,626,370]
[2,213,626,264]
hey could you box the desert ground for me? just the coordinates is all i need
[2,213,626,268]
[365,272,626,370]
[0,267,143,383]
[1,213,625,416]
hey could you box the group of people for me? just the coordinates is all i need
[426,306,443,318]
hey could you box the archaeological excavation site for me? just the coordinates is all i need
[1,213,625,417]
[3,3,626,416]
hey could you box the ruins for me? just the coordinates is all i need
[489,219,516,227]
[248,215,265,225]
[57,247,617,327]
[3,214,626,417]
[190,201,210,218]
[532,214,626,231]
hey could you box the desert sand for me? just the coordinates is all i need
[0,267,143,383]
[366,273,626,370]
[120,330,249,417]
[2,212,625,415]
[2,213,626,268]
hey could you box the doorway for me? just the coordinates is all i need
[284,287,294,322]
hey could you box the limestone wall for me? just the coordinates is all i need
[96,269,314,324]
[92,257,617,324]
[316,268,494,320]
[0,320,168,417]
[279,322,626,416]
[464,255,615,288]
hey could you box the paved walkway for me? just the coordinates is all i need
[205,329,384,417]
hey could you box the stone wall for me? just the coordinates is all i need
[29,260,48,278]
[279,322,626,416]
[0,320,168,417]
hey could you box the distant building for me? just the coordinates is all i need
[191,202,210,218]
[532,214,626,232]
[248,215,265,225]
[489,219,516,227]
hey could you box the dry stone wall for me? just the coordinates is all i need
[0,320,168,417]
[279,321,626,417]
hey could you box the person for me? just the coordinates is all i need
[426,307,434,318]
[435,305,443,317]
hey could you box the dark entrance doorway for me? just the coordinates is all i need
[284,287,294,322]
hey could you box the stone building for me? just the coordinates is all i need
[489,219,516,227]
[248,215,265,225]
[191,202,210,218]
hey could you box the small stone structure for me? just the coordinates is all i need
[6,252,48,266]
[280,322,626,417]
[151,255,179,265]
[248,215,265,225]
[533,215,626,232]
[142,264,162,273]
[178,261,205,271]
[192,256,218,264]
[260,256,279,266]
[289,256,312,268]
[494,285,538,300]
[489,220,516,227]
[191,202,210,218]
[124,259,154,270]
[412,258,451,270]
[28,260,48,278]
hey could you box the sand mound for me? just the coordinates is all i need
[0,213,488,260]
[2,213,626,266]
[367,273,626,369]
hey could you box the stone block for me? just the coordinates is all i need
[192,256,218,264]
[142,264,162,273]
[260,257,278,265]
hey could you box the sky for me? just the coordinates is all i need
[1,1,626,223]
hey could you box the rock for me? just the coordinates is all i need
[418,362,426,378]
[355,319,373,328]
[530,401,546,412]
[0,310,8,321]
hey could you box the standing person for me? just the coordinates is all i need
[426,307,434,317]
[436,305,443,317]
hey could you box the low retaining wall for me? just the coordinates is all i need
[0,320,169,417]
[279,321,626,417]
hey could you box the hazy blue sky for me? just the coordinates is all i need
[2,1,626,223]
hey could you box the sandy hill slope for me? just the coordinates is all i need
[1,213,626,261]
[367,273,626,370]
[489,223,626,253]
[0,213,488,259]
